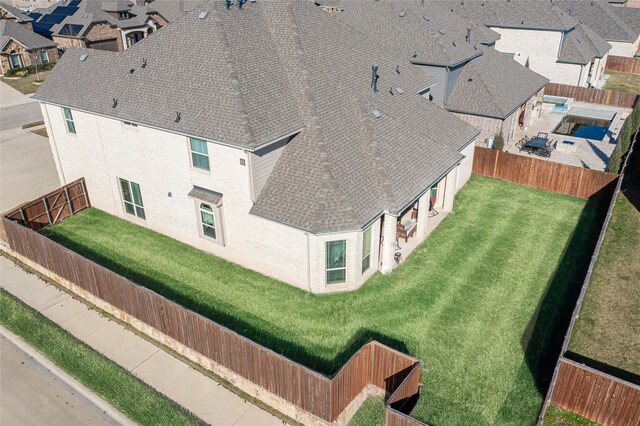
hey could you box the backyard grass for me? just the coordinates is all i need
[0,289,202,426]
[569,141,640,380]
[544,404,601,426]
[604,70,640,94]
[1,71,50,95]
[349,396,385,426]
[41,175,602,425]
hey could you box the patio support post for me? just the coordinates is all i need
[416,191,430,238]
[380,213,397,274]
[443,166,459,212]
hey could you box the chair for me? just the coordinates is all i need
[429,196,439,217]
[537,132,549,139]
[396,220,417,243]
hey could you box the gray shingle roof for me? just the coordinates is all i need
[1,19,57,50]
[35,0,478,234]
[315,0,548,119]
[0,1,33,22]
[438,0,579,31]
[555,0,639,42]
[612,6,640,34]
[146,0,207,22]
[558,23,611,64]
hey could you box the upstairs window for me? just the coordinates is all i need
[189,137,210,171]
[63,107,76,134]
[326,240,347,285]
[119,178,145,219]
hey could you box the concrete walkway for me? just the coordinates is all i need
[1,328,133,426]
[0,256,282,426]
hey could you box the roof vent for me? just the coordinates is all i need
[423,15,429,21]
[438,29,445,35]
[112,98,118,108]
[468,78,473,82]
[399,10,406,17]
[372,110,382,119]
[452,41,456,47]
[142,58,147,68]
[395,87,404,95]
[129,68,135,74]
[371,64,379,93]
[466,27,471,43]
[396,65,400,74]
[175,112,182,123]
[198,11,208,19]
[79,53,88,61]
[225,0,232,9]
[237,0,245,9]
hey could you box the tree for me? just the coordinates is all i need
[493,133,505,151]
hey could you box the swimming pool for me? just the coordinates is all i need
[553,115,612,141]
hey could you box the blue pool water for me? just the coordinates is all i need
[572,125,609,140]
[553,115,611,141]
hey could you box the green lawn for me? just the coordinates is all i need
[604,70,640,94]
[0,290,202,426]
[1,71,50,95]
[349,397,385,426]
[42,175,601,425]
[544,404,601,426]
[569,141,640,380]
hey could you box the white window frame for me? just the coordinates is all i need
[40,50,49,64]
[62,107,76,134]
[9,50,23,68]
[362,227,372,273]
[118,178,145,219]
[189,137,210,171]
[198,203,217,240]
[326,240,347,285]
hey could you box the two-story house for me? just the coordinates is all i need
[319,0,549,146]
[443,0,611,87]
[555,0,640,58]
[0,1,33,28]
[34,0,480,294]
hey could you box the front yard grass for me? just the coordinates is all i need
[0,289,202,426]
[604,70,640,94]
[1,70,50,95]
[42,175,601,425]
[568,140,640,380]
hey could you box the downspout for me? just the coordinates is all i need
[306,232,311,293]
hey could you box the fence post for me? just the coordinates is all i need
[42,197,52,225]
[493,150,500,178]
[64,186,74,216]
[19,208,27,225]
[80,179,89,209]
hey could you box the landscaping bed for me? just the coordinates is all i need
[41,175,602,425]
[0,290,202,426]
[568,140,640,381]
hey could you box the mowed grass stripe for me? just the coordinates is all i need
[42,176,598,425]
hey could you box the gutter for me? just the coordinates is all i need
[34,100,286,153]
[410,51,482,69]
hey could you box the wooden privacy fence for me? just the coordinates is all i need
[551,359,640,425]
[605,55,640,75]
[3,178,90,231]
[545,83,638,109]
[472,147,619,199]
[1,216,425,425]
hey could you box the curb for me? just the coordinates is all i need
[0,325,136,426]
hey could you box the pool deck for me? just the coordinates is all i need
[506,101,631,171]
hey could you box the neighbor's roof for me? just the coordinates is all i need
[611,4,640,35]
[0,1,33,22]
[555,0,639,42]
[146,0,207,22]
[317,0,548,119]
[558,23,611,64]
[1,19,57,50]
[35,0,479,234]
[438,0,578,32]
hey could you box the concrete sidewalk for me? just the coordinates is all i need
[0,256,283,426]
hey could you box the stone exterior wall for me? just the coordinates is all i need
[84,22,125,51]
[608,39,640,58]
[41,102,473,294]
[0,39,59,74]
[149,12,169,28]
[454,113,503,146]
[52,36,86,49]
[491,27,588,86]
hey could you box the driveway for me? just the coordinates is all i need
[1,333,127,426]
[0,82,59,212]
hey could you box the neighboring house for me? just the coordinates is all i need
[34,0,480,294]
[30,0,204,52]
[443,0,611,87]
[612,6,640,42]
[0,0,33,28]
[10,0,59,10]
[0,19,57,74]
[555,0,640,58]
[319,0,548,146]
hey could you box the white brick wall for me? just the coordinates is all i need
[608,40,639,58]
[491,27,588,86]
[41,103,474,294]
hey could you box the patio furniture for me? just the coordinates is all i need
[521,136,548,154]
[429,196,439,217]
[396,219,417,243]
[537,132,549,139]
